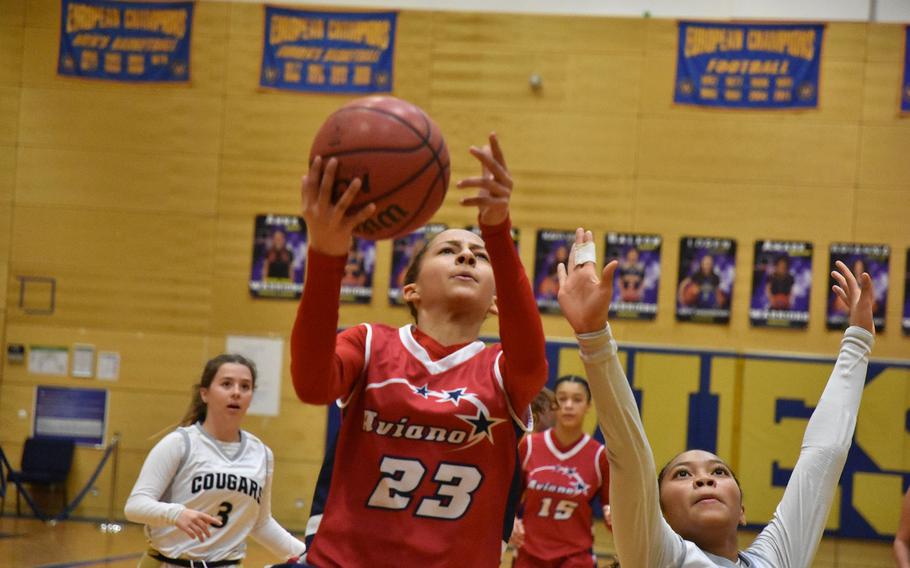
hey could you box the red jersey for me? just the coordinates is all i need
[518,429,610,561]
[307,323,529,567]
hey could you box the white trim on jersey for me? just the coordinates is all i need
[522,436,533,468]
[305,513,322,538]
[398,325,486,375]
[543,429,591,461]
[594,445,605,487]
[493,351,533,433]
[338,323,373,409]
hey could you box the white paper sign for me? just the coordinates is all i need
[225,336,283,417]
[28,346,69,376]
[97,351,121,381]
[72,344,95,378]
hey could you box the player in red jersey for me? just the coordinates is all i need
[511,375,610,568]
[291,133,548,568]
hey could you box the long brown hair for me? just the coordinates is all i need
[179,354,257,427]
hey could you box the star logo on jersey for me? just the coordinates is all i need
[440,387,467,405]
[413,384,430,398]
[456,408,506,448]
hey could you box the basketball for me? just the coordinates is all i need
[309,96,450,240]
[681,282,700,305]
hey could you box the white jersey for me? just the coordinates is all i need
[125,424,304,562]
[578,325,873,568]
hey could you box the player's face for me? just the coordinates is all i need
[626,248,639,263]
[659,450,744,540]
[700,255,714,274]
[201,363,254,420]
[554,382,590,431]
[273,230,286,249]
[409,229,495,314]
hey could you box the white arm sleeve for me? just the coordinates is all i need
[123,432,187,527]
[249,448,307,559]
[577,324,685,568]
[746,326,873,568]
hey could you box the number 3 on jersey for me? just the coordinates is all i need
[367,456,483,520]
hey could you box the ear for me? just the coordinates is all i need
[739,505,746,526]
[487,295,500,317]
[402,282,420,305]
[199,387,209,404]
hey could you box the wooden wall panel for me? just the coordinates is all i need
[638,116,859,185]
[19,88,223,154]
[0,21,22,86]
[16,147,219,214]
[859,125,910,187]
[0,87,19,146]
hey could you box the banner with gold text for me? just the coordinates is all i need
[675,21,824,109]
[58,0,192,82]
[261,7,396,94]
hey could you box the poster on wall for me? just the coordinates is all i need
[676,237,736,324]
[340,238,376,304]
[58,0,193,82]
[675,21,824,109]
[388,223,447,307]
[260,7,396,94]
[225,336,283,417]
[903,249,910,335]
[749,240,813,329]
[34,386,108,446]
[249,215,307,299]
[826,243,889,331]
[604,233,661,321]
[533,229,575,314]
[902,26,910,113]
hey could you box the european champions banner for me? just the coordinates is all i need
[58,0,193,82]
[675,21,824,109]
[902,26,910,113]
[261,7,396,94]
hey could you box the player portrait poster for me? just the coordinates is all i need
[340,237,376,304]
[749,240,813,329]
[605,233,661,321]
[58,0,193,82]
[676,237,737,324]
[903,249,910,335]
[248,214,306,299]
[826,243,890,331]
[388,223,447,306]
[534,229,575,314]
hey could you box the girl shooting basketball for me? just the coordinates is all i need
[556,229,875,568]
[511,375,610,568]
[125,354,306,567]
[291,133,548,567]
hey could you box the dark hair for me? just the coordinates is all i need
[402,239,433,322]
[553,374,592,402]
[657,451,744,501]
[774,254,790,267]
[531,387,557,421]
[179,354,257,427]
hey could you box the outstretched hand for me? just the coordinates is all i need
[301,156,376,256]
[831,259,875,334]
[456,132,512,226]
[557,228,618,334]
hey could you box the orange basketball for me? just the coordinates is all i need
[309,96,450,240]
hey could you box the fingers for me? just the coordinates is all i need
[574,227,584,245]
[456,176,512,197]
[557,262,567,288]
[459,195,509,209]
[466,146,512,187]
[346,202,377,231]
[332,178,362,223]
[831,284,849,307]
[602,259,619,283]
[318,158,338,209]
[488,132,507,171]
[302,156,323,209]
[859,271,874,296]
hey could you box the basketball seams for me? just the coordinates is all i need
[395,138,449,236]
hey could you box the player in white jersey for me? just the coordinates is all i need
[556,228,876,568]
[125,354,306,567]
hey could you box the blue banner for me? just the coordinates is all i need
[58,0,192,82]
[34,386,108,446]
[902,26,910,113]
[675,21,824,109]
[261,7,396,94]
